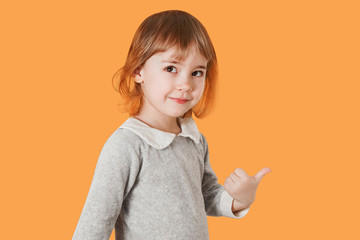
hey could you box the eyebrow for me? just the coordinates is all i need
[162,60,207,70]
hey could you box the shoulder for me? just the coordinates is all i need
[101,127,145,156]
[106,127,143,145]
[195,132,210,157]
[198,132,208,147]
[92,127,143,177]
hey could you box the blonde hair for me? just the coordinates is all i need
[112,10,218,118]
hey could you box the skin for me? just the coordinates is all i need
[225,167,271,212]
[133,42,207,134]
[133,42,271,213]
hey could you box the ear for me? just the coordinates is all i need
[133,67,143,83]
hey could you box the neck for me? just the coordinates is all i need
[133,112,182,135]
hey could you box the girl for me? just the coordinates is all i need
[73,10,271,240]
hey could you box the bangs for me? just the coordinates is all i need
[136,10,216,65]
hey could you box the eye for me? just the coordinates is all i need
[165,66,177,73]
[192,71,203,77]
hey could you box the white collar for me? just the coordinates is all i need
[119,117,201,150]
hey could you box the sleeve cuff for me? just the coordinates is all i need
[219,190,250,219]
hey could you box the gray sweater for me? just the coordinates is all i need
[73,117,249,240]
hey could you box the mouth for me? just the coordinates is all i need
[169,97,190,104]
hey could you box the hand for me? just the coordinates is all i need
[224,167,271,211]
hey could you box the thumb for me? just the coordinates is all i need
[254,167,271,183]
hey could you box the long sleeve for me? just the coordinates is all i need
[200,134,249,219]
[73,129,141,240]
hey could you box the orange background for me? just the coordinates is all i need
[1,0,359,239]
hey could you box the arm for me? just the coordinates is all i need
[72,130,141,240]
[200,135,249,219]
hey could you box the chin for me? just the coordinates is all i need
[167,111,188,118]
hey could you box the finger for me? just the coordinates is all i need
[230,172,241,182]
[254,167,272,183]
[225,176,234,184]
[234,168,248,178]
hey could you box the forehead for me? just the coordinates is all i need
[154,44,208,64]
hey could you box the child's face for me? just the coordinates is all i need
[134,43,207,120]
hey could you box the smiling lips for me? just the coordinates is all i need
[170,97,190,104]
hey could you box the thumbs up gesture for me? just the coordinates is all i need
[224,167,271,211]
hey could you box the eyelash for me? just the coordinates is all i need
[165,66,177,73]
[192,71,203,77]
[165,66,204,77]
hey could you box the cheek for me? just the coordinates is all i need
[194,80,206,96]
[142,73,162,91]
[142,79,171,99]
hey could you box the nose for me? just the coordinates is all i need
[176,74,192,92]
